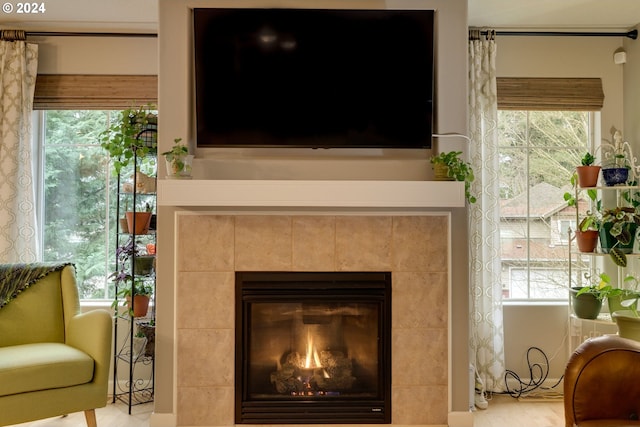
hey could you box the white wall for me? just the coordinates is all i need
[32,35,157,75]
[624,27,640,150]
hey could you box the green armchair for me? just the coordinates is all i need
[0,264,112,427]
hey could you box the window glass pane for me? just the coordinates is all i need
[43,110,117,299]
[498,110,594,300]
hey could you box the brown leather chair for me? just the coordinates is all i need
[564,334,640,427]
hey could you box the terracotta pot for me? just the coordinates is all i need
[126,294,150,318]
[576,165,601,188]
[575,230,599,252]
[125,211,152,235]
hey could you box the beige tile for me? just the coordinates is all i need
[292,216,336,270]
[392,328,448,386]
[177,328,234,387]
[392,216,449,272]
[177,272,234,329]
[235,215,292,270]
[392,385,448,425]
[177,215,234,272]
[174,213,450,425]
[336,216,392,271]
[177,386,234,426]
[393,272,448,329]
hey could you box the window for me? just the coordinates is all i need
[34,110,119,299]
[498,110,597,300]
[30,73,157,300]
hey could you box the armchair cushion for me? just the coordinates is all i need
[0,342,94,396]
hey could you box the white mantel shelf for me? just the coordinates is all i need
[157,180,465,209]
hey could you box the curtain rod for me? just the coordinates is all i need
[482,29,637,39]
[25,31,157,38]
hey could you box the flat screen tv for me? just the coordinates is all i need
[193,8,434,149]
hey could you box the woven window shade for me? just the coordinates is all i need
[497,77,604,111]
[33,74,157,109]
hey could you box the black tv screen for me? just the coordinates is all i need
[193,8,434,149]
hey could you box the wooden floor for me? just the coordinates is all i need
[6,401,152,427]
[8,393,564,427]
[474,393,565,427]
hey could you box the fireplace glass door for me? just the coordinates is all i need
[236,272,391,424]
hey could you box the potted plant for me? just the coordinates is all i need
[111,237,155,317]
[125,201,153,235]
[599,206,640,266]
[571,272,620,319]
[601,130,630,186]
[563,172,601,252]
[608,274,640,315]
[137,319,155,357]
[611,289,640,341]
[575,152,600,188]
[100,105,158,176]
[430,151,476,204]
[132,329,147,360]
[162,138,193,179]
[112,277,154,318]
[575,211,600,252]
[115,236,154,276]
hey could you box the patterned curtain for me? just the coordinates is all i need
[0,31,39,262]
[468,29,506,392]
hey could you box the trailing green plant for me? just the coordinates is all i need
[563,172,601,235]
[430,151,476,204]
[563,172,599,209]
[100,105,157,176]
[576,272,621,301]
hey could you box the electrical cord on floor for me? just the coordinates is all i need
[504,346,564,398]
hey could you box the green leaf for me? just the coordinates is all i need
[610,248,628,267]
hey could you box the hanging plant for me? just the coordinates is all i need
[100,105,157,176]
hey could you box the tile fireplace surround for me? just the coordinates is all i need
[174,213,449,426]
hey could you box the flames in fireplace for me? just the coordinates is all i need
[303,331,323,370]
[270,330,356,397]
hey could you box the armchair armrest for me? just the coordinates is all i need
[564,335,640,427]
[66,309,113,385]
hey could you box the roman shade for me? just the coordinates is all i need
[497,77,604,111]
[33,74,157,109]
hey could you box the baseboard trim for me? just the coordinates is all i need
[448,410,474,427]
[149,412,177,427]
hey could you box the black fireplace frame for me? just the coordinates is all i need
[235,271,392,424]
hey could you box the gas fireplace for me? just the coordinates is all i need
[235,271,392,424]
